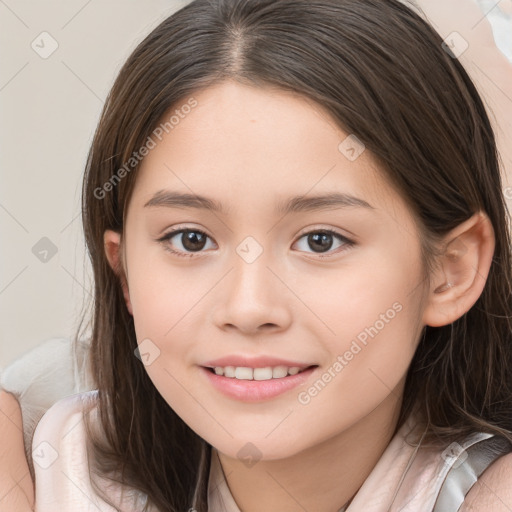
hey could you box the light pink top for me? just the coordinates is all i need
[32,389,488,512]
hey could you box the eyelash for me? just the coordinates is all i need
[156,226,356,259]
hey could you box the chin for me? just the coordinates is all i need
[209,434,309,462]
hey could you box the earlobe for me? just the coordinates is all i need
[422,211,495,327]
[103,229,133,316]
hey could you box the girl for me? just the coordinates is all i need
[2,0,512,510]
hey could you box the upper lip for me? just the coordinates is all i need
[202,355,316,369]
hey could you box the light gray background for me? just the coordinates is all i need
[1,0,511,370]
[0,0,189,370]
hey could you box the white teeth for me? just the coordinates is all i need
[211,365,309,380]
[272,365,289,378]
[224,366,236,378]
[254,367,273,380]
[235,367,253,380]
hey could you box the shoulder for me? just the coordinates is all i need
[33,389,98,443]
[32,390,154,511]
[32,390,98,472]
[461,451,512,511]
[31,390,105,509]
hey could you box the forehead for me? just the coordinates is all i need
[130,80,410,223]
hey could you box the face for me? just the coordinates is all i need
[111,80,431,460]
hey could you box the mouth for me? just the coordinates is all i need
[203,364,318,381]
[201,364,319,402]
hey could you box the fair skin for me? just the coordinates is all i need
[0,390,35,511]
[100,80,500,511]
[0,79,508,512]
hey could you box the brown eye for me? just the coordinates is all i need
[294,229,355,257]
[157,228,214,257]
[307,232,335,253]
[179,230,208,251]
[157,227,355,259]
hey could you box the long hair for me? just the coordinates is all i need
[77,0,512,510]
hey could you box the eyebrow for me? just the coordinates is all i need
[143,190,375,215]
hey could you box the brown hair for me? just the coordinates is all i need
[77,0,512,510]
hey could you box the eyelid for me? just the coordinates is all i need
[157,224,353,244]
[157,224,356,258]
[157,223,211,237]
[295,224,354,240]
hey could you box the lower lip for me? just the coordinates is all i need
[200,366,317,402]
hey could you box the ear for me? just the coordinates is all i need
[104,229,133,316]
[422,211,495,327]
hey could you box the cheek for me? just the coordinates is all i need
[310,250,424,389]
[127,248,209,341]
[127,268,205,419]
[294,286,422,440]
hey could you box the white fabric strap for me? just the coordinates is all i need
[433,434,512,511]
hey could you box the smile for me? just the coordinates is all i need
[206,365,315,380]
[201,365,318,402]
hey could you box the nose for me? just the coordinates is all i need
[212,251,293,335]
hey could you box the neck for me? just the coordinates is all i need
[217,380,406,512]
